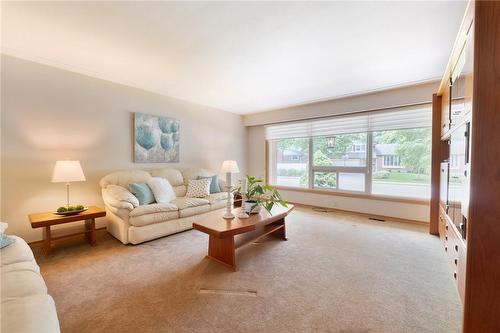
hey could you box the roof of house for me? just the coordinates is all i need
[374,144,397,156]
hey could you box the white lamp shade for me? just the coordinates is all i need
[51,160,86,183]
[220,160,239,174]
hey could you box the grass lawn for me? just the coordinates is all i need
[373,172,430,184]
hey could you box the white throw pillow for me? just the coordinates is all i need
[147,177,176,203]
[186,179,211,198]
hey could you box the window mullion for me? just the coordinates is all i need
[366,132,373,194]
[308,137,313,189]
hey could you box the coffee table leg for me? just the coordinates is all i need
[207,235,236,271]
[85,218,97,246]
[270,218,287,240]
[43,226,52,256]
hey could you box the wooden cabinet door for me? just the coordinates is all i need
[441,82,451,136]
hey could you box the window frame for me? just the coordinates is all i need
[267,128,431,200]
[308,133,369,192]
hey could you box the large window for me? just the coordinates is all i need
[268,138,309,188]
[371,128,431,198]
[266,104,432,199]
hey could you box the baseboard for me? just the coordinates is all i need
[289,201,429,226]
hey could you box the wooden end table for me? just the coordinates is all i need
[193,204,294,271]
[29,206,106,256]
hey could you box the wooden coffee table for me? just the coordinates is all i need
[193,204,294,270]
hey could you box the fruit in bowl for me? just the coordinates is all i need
[55,205,87,215]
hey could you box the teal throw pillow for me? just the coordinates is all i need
[128,183,156,205]
[198,175,221,194]
[0,233,15,249]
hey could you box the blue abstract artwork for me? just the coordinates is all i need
[134,112,180,163]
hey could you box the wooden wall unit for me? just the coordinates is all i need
[431,1,500,332]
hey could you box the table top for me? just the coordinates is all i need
[29,206,106,228]
[193,204,294,238]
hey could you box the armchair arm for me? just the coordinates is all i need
[102,185,139,210]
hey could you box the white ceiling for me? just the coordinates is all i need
[1,1,465,114]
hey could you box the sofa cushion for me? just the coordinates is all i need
[102,185,139,209]
[173,185,187,198]
[209,200,226,211]
[150,169,184,186]
[1,260,40,274]
[130,203,178,217]
[1,295,60,333]
[147,177,176,203]
[171,197,209,210]
[179,204,211,218]
[1,270,48,301]
[205,192,230,204]
[129,211,179,227]
[99,170,152,188]
[128,183,155,205]
[1,236,34,266]
[129,203,179,227]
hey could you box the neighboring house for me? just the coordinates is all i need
[373,144,406,172]
[276,149,308,163]
[277,143,405,172]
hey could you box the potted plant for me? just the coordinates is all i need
[233,176,287,214]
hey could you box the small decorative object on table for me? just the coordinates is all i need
[233,175,287,217]
[220,160,240,219]
[55,205,87,216]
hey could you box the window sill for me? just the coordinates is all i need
[272,185,430,205]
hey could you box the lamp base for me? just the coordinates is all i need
[222,212,235,219]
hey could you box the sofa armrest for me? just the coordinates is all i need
[102,185,139,210]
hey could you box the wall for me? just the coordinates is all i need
[244,80,438,126]
[246,83,436,222]
[1,55,247,242]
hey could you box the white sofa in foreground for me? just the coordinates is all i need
[1,236,60,333]
[100,168,230,245]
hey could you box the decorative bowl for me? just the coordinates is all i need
[54,207,88,216]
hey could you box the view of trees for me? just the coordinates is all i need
[373,128,431,175]
[275,128,431,190]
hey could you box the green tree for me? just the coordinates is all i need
[277,138,308,152]
[375,128,431,174]
[299,150,337,188]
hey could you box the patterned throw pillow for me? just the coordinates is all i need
[186,178,212,198]
[198,175,221,194]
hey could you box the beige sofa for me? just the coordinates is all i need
[1,236,60,333]
[100,168,229,244]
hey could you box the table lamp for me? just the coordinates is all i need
[220,160,239,219]
[52,160,86,207]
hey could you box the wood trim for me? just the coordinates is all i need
[289,201,428,226]
[463,1,500,331]
[273,185,430,205]
[264,140,269,184]
[430,93,442,235]
[437,0,475,95]
[28,226,107,246]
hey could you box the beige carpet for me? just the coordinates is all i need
[34,207,462,333]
